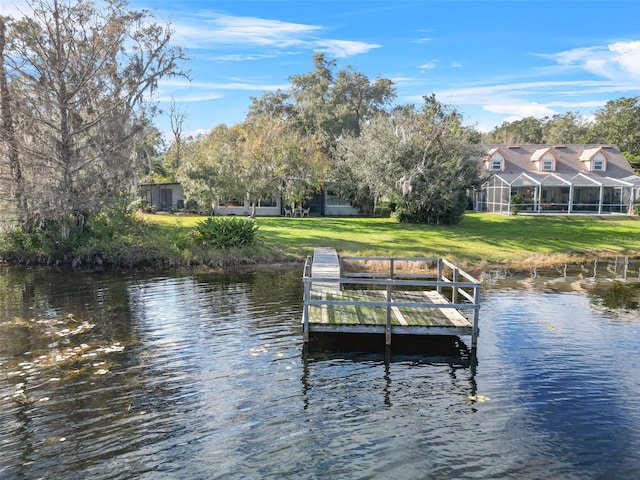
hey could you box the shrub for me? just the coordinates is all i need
[192,216,259,249]
[510,194,524,215]
[0,207,148,265]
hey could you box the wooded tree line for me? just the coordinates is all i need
[158,53,482,224]
[2,0,640,242]
[483,99,640,168]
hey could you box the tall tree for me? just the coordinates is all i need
[178,119,329,216]
[238,118,328,216]
[541,112,590,144]
[590,96,640,157]
[335,96,481,224]
[177,124,243,214]
[0,16,25,215]
[168,97,187,172]
[485,116,544,144]
[1,0,185,233]
[248,52,396,146]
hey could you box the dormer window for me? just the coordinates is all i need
[491,153,504,170]
[592,153,605,171]
[541,153,556,171]
[486,148,505,171]
[531,147,558,172]
[580,148,608,172]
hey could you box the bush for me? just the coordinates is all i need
[510,194,524,215]
[394,188,469,225]
[192,216,259,249]
[0,207,148,266]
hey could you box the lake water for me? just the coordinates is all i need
[1,260,639,479]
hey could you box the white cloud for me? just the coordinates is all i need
[167,11,379,58]
[419,61,437,70]
[315,39,381,58]
[157,78,290,104]
[405,79,624,122]
[483,102,556,118]
[546,40,640,81]
[161,79,289,91]
[413,37,432,44]
[158,93,223,103]
[169,13,319,49]
[207,53,284,62]
[185,128,210,139]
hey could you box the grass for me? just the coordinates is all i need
[143,212,640,271]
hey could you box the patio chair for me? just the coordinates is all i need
[301,207,310,217]
[284,207,293,217]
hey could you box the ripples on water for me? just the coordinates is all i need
[1,262,640,479]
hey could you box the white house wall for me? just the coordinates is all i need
[214,199,281,216]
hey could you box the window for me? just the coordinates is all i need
[221,198,244,207]
[489,153,504,170]
[593,153,606,171]
[326,189,352,206]
[258,196,278,207]
[540,152,555,171]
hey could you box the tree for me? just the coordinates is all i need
[0,16,25,215]
[0,0,186,234]
[333,112,407,213]
[177,124,243,214]
[397,97,481,224]
[178,119,330,216]
[238,118,328,216]
[168,97,187,172]
[541,112,590,144]
[485,116,544,144]
[248,52,396,146]
[590,97,640,157]
[335,96,480,224]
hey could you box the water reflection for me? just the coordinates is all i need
[1,260,640,479]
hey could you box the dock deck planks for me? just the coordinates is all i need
[308,288,472,329]
[302,248,480,348]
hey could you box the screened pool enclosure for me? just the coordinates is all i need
[475,145,640,215]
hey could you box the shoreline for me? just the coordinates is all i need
[2,249,638,278]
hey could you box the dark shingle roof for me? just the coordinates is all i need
[481,144,636,180]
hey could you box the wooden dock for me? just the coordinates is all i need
[302,248,481,350]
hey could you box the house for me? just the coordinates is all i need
[474,144,640,215]
[139,182,186,212]
[138,182,362,216]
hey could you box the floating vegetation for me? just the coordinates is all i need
[6,342,124,374]
[592,281,640,310]
[468,394,491,402]
[2,310,129,404]
[3,312,95,338]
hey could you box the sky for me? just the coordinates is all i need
[3,0,640,138]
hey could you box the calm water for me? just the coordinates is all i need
[1,261,640,479]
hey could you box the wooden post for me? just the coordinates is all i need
[437,258,443,294]
[471,285,480,351]
[452,267,459,304]
[303,279,310,343]
[385,282,392,346]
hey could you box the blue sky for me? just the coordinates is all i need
[5,0,640,138]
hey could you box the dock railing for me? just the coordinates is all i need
[302,255,481,350]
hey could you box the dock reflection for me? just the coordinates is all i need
[301,334,478,411]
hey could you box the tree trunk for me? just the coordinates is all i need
[0,17,27,227]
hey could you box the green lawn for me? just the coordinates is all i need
[145,212,640,268]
